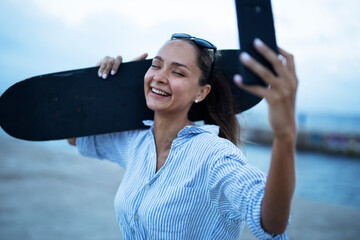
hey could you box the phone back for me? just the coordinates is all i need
[235,0,278,85]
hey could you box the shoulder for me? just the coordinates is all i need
[107,128,149,141]
[104,129,152,152]
[190,128,247,165]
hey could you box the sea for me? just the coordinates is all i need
[241,111,360,209]
[245,143,360,209]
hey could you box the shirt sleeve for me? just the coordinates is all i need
[76,130,142,168]
[208,155,289,240]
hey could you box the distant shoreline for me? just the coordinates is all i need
[240,111,360,157]
[244,128,360,158]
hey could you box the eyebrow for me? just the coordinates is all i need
[154,56,191,71]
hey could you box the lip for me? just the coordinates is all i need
[150,87,171,97]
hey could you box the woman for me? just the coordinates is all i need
[68,33,297,239]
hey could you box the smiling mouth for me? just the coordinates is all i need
[151,88,171,96]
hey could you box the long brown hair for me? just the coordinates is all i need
[176,38,241,145]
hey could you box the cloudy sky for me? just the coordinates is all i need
[0,0,359,116]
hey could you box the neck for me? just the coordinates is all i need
[153,112,192,152]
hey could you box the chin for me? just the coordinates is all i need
[146,102,157,111]
[145,92,171,112]
[145,98,164,112]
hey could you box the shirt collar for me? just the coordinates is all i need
[142,120,154,128]
[142,120,219,137]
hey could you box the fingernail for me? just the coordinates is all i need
[254,38,264,47]
[233,74,243,84]
[278,55,287,65]
[240,52,251,62]
[102,73,107,79]
[98,72,102,78]
[111,70,115,75]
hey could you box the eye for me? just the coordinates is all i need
[151,59,161,69]
[173,71,186,77]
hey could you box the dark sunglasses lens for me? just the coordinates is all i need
[194,39,216,50]
[171,33,216,50]
[171,33,191,39]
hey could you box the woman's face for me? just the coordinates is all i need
[144,40,210,117]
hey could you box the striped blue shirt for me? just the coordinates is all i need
[77,120,288,239]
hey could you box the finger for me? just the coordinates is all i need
[111,56,123,75]
[132,53,148,61]
[102,58,115,79]
[239,52,278,87]
[278,47,298,92]
[98,56,110,78]
[233,74,269,98]
[278,47,296,75]
[253,38,288,77]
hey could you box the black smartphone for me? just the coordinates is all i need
[235,0,278,86]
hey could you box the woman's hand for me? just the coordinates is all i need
[97,53,148,79]
[234,39,298,140]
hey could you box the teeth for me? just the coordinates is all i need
[152,88,170,96]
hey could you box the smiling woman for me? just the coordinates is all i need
[144,36,240,146]
[68,32,298,239]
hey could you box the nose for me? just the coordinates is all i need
[153,70,168,84]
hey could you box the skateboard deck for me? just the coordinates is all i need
[1,0,279,141]
[0,50,262,141]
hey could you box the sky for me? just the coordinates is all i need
[0,0,359,117]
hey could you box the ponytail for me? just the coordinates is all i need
[183,39,241,145]
[202,71,240,145]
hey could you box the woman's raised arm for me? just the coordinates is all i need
[234,39,298,234]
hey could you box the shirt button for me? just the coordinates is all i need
[134,215,139,221]
[144,184,150,190]
[150,153,155,158]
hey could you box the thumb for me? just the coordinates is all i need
[132,53,148,61]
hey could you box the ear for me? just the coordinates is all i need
[195,84,211,103]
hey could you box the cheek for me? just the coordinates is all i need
[171,81,196,100]
[144,70,152,90]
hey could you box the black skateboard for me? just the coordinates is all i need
[0,0,278,141]
[0,50,262,141]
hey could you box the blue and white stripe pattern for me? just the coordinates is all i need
[77,120,288,239]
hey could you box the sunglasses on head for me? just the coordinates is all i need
[171,33,217,52]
